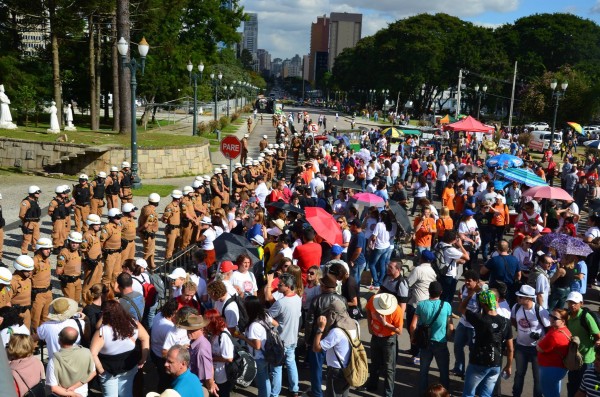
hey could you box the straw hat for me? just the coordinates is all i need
[373,293,398,315]
[48,297,79,322]
[179,314,210,331]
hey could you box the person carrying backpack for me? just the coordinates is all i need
[312,299,362,397]
[433,230,470,303]
[566,292,600,397]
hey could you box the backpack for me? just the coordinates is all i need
[580,307,600,338]
[557,330,583,371]
[133,275,157,308]
[222,294,250,332]
[148,272,166,302]
[332,327,369,387]
[259,320,285,366]
[431,244,451,277]
[414,300,445,349]
[219,331,257,387]
[514,303,548,333]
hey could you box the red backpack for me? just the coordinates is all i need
[133,275,157,307]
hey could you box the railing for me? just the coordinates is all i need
[154,243,200,302]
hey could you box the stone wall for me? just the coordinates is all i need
[0,137,212,178]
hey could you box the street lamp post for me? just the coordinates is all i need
[550,79,568,150]
[225,86,232,117]
[474,84,487,120]
[210,71,223,121]
[187,61,204,136]
[232,80,238,113]
[117,36,149,189]
[382,89,389,114]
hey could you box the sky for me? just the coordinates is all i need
[239,0,600,60]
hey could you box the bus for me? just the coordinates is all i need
[255,96,274,114]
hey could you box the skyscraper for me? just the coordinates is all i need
[309,15,329,84]
[243,13,258,55]
[328,12,362,71]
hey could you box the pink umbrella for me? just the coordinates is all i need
[522,186,573,201]
[349,192,385,208]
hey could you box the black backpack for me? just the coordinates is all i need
[219,331,256,388]
[222,294,250,331]
[259,320,285,366]
[432,244,451,277]
[580,307,600,338]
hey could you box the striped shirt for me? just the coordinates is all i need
[580,367,600,397]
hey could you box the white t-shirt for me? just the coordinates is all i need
[497,300,511,319]
[437,164,448,181]
[0,324,29,346]
[211,331,234,384]
[320,326,359,368]
[510,303,551,346]
[364,218,378,239]
[458,286,480,329]
[131,273,150,295]
[458,219,478,237]
[585,226,600,240]
[534,271,551,309]
[372,222,391,249]
[391,162,400,178]
[222,280,238,297]
[246,317,273,360]
[162,326,190,352]
[201,228,216,250]
[230,271,258,296]
[99,325,138,355]
[279,247,293,260]
[412,182,429,198]
[438,242,464,278]
[37,319,85,359]
[213,294,240,329]
[46,355,94,397]
[342,229,351,253]
[513,247,533,272]
[568,202,580,215]
[150,313,174,357]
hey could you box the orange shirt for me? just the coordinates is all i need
[365,295,404,337]
[414,217,436,248]
[442,187,456,210]
[491,204,509,226]
[454,193,466,214]
[436,217,454,238]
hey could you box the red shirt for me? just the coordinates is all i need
[292,242,322,284]
[537,327,571,368]
[176,295,201,312]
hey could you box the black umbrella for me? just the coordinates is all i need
[330,179,364,191]
[358,126,369,131]
[388,200,413,233]
[213,233,260,264]
[266,201,305,215]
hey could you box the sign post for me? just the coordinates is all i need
[220,136,242,193]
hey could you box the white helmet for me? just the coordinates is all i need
[268,144,273,149]
[35,237,53,250]
[55,185,65,194]
[214,168,222,174]
[171,190,183,199]
[235,163,242,169]
[79,174,88,180]
[121,161,130,168]
[110,166,119,172]
[148,193,160,203]
[68,231,83,243]
[183,186,194,195]
[108,208,122,218]
[195,175,204,181]
[263,135,267,139]
[245,160,253,166]
[203,174,210,180]
[192,180,202,189]
[86,214,102,225]
[221,164,228,169]
[0,267,12,285]
[253,160,260,165]
[122,203,137,213]
[61,185,71,194]
[13,255,34,271]
[98,171,107,178]
[274,144,280,149]
[28,185,41,194]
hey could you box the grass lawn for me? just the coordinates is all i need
[132,184,177,197]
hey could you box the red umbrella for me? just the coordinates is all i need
[314,135,328,141]
[304,207,343,246]
[522,186,573,201]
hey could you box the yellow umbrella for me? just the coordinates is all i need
[567,122,582,133]
[382,127,402,138]
[440,114,450,124]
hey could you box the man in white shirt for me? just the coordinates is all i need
[254,175,271,207]
[436,160,449,198]
[513,238,534,273]
[208,280,239,332]
[150,299,179,390]
[309,173,325,198]
[391,158,400,184]
[35,297,87,359]
[436,230,470,304]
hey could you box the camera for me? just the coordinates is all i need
[529,332,540,341]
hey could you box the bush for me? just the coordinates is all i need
[518,132,532,147]
[208,119,220,132]
[231,112,240,122]
[219,116,230,129]
[197,121,210,135]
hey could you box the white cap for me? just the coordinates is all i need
[214,168,222,174]
[263,135,268,139]
[245,160,253,166]
[135,258,148,269]
[110,166,119,172]
[86,214,102,225]
[200,216,212,224]
[221,164,228,169]
[68,231,83,243]
[195,175,204,181]
[28,185,41,194]
[203,175,210,180]
[35,237,53,250]
[567,291,583,303]
[244,134,249,138]
[13,255,34,271]
[148,193,161,203]
[55,185,65,194]
[268,144,273,149]
[235,163,242,169]
[192,180,202,189]
[274,144,279,149]
[332,166,338,172]
[253,160,259,165]
[122,203,138,213]
[171,190,183,199]
[79,174,88,180]
[168,267,187,279]
[183,186,194,195]
[108,208,122,218]
[0,267,12,285]
[251,235,265,246]
[98,171,107,178]
[121,161,130,168]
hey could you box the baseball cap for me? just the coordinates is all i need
[168,267,186,279]
[421,249,435,262]
[331,244,344,256]
[566,291,583,304]
[463,209,476,216]
[220,261,238,273]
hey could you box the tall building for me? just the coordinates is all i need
[328,12,362,71]
[309,15,329,84]
[243,13,258,55]
[257,49,271,73]
[16,15,49,56]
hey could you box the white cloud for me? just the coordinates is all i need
[592,0,600,14]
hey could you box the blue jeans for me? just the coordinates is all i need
[255,358,271,397]
[539,366,568,397]
[350,261,366,287]
[270,344,299,396]
[99,366,138,397]
[439,275,457,304]
[308,349,326,397]
[513,344,542,397]
[462,364,500,397]
[453,323,475,375]
[419,341,450,395]
[368,248,388,287]
[480,232,493,261]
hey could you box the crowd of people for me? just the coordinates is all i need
[1,109,600,397]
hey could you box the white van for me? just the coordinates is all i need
[530,131,562,152]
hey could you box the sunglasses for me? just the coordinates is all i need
[308,272,316,275]
[549,314,560,321]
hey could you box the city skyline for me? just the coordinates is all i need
[239,0,600,60]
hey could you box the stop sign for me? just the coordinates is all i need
[220,136,242,159]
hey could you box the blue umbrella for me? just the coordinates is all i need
[584,140,600,149]
[495,168,548,187]
[486,154,524,168]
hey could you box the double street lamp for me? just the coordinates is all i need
[224,85,233,117]
[474,84,487,120]
[210,71,223,121]
[550,79,568,150]
[186,61,204,136]
[117,36,149,189]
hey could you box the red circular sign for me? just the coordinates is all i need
[220,136,242,159]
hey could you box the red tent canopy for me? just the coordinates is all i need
[443,115,494,133]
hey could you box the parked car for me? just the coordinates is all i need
[524,122,550,131]
[583,126,600,134]
[531,131,562,152]
[576,132,589,145]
